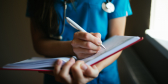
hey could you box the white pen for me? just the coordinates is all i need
[66,17,106,49]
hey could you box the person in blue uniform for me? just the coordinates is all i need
[26,0,132,84]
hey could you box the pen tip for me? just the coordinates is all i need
[101,44,106,49]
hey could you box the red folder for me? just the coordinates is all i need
[0,36,143,72]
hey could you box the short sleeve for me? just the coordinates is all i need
[108,0,132,20]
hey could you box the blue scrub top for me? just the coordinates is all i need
[26,0,132,84]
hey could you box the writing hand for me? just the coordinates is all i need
[71,32,102,59]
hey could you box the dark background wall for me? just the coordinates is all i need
[0,0,43,84]
[125,0,151,36]
[0,0,168,84]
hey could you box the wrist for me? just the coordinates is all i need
[67,41,76,56]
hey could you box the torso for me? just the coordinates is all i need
[54,0,109,41]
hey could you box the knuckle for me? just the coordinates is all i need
[71,60,85,71]
[71,66,79,72]
[76,60,85,64]
[86,42,91,49]
[63,62,71,68]
[59,73,66,79]
[89,73,97,78]
[74,32,78,37]
[97,46,101,50]
[88,50,93,53]
[84,33,90,39]
[96,37,100,41]
[92,75,98,78]
[71,40,75,46]
[96,33,101,38]
[97,33,101,36]
[65,61,73,66]
[94,33,101,39]
[73,48,78,53]
[76,60,85,63]
[77,54,83,59]
[93,72,99,78]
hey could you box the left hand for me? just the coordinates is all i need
[70,60,99,84]
[40,58,99,84]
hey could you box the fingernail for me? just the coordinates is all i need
[97,41,102,45]
[81,64,88,70]
[56,60,61,65]
[69,57,75,63]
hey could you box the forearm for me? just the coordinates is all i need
[95,17,126,72]
[30,18,75,57]
[95,51,122,72]
[33,39,75,57]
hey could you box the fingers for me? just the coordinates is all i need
[72,39,101,50]
[71,60,87,83]
[90,33,101,39]
[54,59,62,76]
[71,60,85,79]
[81,63,88,71]
[54,58,99,84]
[54,59,63,82]
[83,65,99,78]
[54,58,75,83]
[72,32,102,59]
[73,47,98,54]
[61,58,75,75]
[73,32,102,46]
[70,61,99,83]
[75,53,95,59]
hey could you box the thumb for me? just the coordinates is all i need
[90,33,101,39]
[83,65,99,78]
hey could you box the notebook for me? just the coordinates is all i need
[0,35,143,72]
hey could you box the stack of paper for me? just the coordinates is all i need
[0,35,143,71]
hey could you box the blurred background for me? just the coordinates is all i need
[0,0,168,84]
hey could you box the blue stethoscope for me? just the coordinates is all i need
[50,0,115,40]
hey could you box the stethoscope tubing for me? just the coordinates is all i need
[54,0,114,40]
